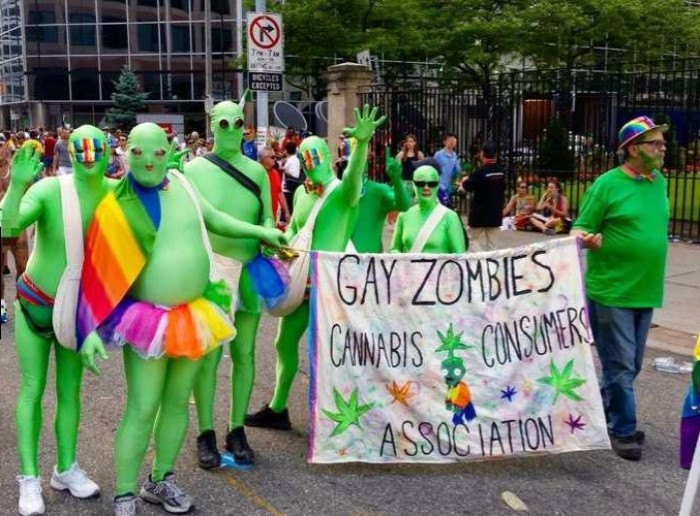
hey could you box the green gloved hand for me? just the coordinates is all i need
[166,141,190,172]
[80,332,109,376]
[10,144,43,188]
[343,105,386,143]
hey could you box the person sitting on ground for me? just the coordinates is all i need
[530,180,570,235]
[503,181,536,230]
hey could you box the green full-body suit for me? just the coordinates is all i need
[0,126,115,485]
[350,152,411,253]
[248,106,385,422]
[391,165,467,253]
[79,123,285,502]
[186,99,275,465]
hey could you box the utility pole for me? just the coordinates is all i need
[205,0,213,139]
[255,0,268,144]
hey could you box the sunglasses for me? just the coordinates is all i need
[518,185,527,189]
[415,181,439,188]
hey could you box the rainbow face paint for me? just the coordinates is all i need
[70,138,104,163]
[302,148,324,170]
[67,125,110,178]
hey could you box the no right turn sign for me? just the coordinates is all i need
[247,12,284,73]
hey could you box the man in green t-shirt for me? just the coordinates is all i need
[572,116,669,462]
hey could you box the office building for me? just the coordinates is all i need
[0,0,242,132]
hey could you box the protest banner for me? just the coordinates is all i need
[308,237,610,463]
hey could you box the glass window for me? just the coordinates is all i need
[212,27,233,53]
[26,25,58,43]
[29,57,70,101]
[25,26,67,56]
[137,71,162,100]
[28,10,56,24]
[171,0,190,14]
[69,13,96,48]
[101,0,126,17]
[100,69,121,101]
[211,0,231,15]
[27,11,58,43]
[169,73,192,100]
[137,23,161,52]
[171,24,190,53]
[101,16,128,51]
[71,68,100,100]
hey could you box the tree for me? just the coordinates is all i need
[271,0,700,98]
[107,66,149,131]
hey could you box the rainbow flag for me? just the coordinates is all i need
[680,333,700,468]
[76,175,163,348]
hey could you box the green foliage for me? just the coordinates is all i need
[537,118,575,177]
[107,66,149,131]
[269,0,700,95]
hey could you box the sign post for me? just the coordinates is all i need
[247,9,284,149]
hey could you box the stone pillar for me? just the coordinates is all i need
[324,62,373,145]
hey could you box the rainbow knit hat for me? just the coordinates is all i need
[618,116,668,151]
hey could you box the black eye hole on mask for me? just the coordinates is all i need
[218,118,244,130]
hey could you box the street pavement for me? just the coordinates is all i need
[0,229,698,515]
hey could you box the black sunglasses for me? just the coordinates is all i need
[415,181,439,188]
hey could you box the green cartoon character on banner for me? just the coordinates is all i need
[437,324,477,425]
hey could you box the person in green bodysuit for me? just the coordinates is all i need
[350,149,411,253]
[185,98,275,468]
[246,105,385,429]
[391,165,467,254]
[1,126,114,516]
[78,123,286,516]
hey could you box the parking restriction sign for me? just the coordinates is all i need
[247,12,284,73]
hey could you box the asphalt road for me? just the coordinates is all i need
[0,272,696,515]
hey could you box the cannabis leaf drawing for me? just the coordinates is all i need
[537,359,586,403]
[436,324,473,355]
[386,381,415,406]
[322,388,374,437]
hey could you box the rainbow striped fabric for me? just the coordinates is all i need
[617,116,668,150]
[76,176,161,348]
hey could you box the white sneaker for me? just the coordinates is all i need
[17,475,45,516]
[50,462,100,499]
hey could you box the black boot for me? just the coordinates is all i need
[225,427,255,465]
[196,430,221,470]
[245,404,291,430]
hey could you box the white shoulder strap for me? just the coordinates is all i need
[410,204,448,253]
[301,178,340,233]
[169,170,217,274]
[58,175,84,266]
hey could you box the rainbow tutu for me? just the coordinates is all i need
[98,295,235,360]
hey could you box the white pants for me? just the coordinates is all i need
[56,166,72,176]
[469,227,501,252]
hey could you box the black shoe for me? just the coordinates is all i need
[608,429,645,445]
[245,404,291,430]
[225,427,255,465]
[196,430,221,470]
[610,433,642,461]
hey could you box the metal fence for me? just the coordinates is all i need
[360,59,700,243]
